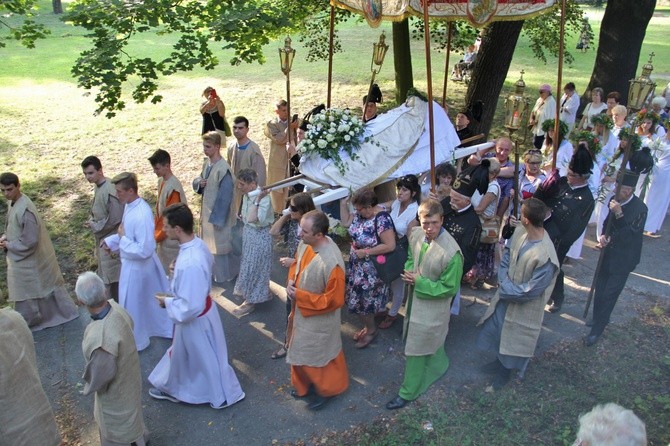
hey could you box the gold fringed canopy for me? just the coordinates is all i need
[331,0,559,27]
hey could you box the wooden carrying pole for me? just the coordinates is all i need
[441,22,453,109]
[327,5,335,109]
[552,0,566,169]
[422,1,437,192]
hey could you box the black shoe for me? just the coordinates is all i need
[548,304,561,313]
[492,368,512,390]
[480,360,504,375]
[385,395,408,410]
[584,334,599,347]
[307,395,333,411]
[290,386,315,399]
[585,318,593,327]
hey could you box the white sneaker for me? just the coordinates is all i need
[232,302,255,317]
[149,388,180,403]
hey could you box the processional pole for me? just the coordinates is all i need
[422,0,436,193]
[441,22,453,109]
[327,5,335,109]
[552,0,566,169]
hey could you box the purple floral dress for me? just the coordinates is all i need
[346,212,393,314]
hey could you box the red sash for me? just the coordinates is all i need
[198,295,212,317]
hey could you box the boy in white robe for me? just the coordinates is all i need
[102,172,173,351]
[149,203,245,409]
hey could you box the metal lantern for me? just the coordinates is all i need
[279,36,296,144]
[504,71,530,132]
[627,52,656,114]
[370,32,389,74]
[279,36,295,76]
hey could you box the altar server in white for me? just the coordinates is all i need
[102,172,172,351]
[149,203,245,409]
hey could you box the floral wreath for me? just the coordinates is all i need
[571,130,602,156]
[590,113,613,129]
[541,118,569,139]
[616,127,642,152]
[636,108,659,126]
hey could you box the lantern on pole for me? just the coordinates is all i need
[504,71,530,226]
[279,36,296,143]
[504,71,530,134]
[627,52,656,115]
[363,32,389,122]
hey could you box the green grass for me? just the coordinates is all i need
[294,303,670,446]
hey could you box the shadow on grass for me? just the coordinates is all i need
[289,301,670,446]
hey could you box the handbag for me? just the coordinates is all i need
[231,220,243,256]
[479,215,501,244]
[369,213,408,283]
[222,116,232,137]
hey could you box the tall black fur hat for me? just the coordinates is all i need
[363,83,383,104]
[568,142,594,175]
[452,159,490,197]
[299,104,326,131]
[629,146,654,174]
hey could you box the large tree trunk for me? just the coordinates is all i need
[465,20,524,138]
[582,0,656,107]
[52,0,63,14]
[392,19,414,104]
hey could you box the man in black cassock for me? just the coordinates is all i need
[585,170,647,346]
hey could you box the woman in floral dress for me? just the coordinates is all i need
[340,187,396,349]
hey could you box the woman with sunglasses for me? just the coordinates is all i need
[374,175,421,329]
[340,187,396,348]
[268,193,316,359]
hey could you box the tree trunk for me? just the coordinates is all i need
[582,0,656,107]
[392,19,414,104]
[465,20,524,138]
[52,0,63,14]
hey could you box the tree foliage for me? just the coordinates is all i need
[65,0,305,117]
[0,0,51,48]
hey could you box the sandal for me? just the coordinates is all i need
[353,327,367,342]
[355,330,378,349]
[270,346,287,359]
[378,315,397,329]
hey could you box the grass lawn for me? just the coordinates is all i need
[1,2,669,444]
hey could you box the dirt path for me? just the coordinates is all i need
[35,219,669,445]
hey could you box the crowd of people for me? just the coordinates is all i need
[1,78,664,444]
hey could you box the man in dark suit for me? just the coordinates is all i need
[438,161,488,314]
[585,170,647,346]
[542,144,595,313]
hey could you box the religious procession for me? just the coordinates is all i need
[1,0,667,445]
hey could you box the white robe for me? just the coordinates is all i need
[644,137,670,233]
[148,237,245,408]
[104,198,172,351]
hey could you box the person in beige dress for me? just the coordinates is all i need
[0,172,78,330]
[82,155,123,301]
[265,99,298,213]
[193,131,239,282]
[0,307,61,446]
[148,149,187,272]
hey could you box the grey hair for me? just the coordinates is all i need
[576,403,647,446]
[75,271,108,307]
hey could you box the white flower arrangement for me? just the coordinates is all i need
[297,108,369,175]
